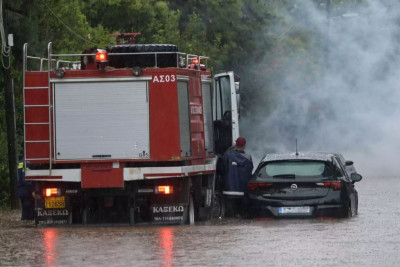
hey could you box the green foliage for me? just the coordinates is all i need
[84,0,181,45]
[30,1,114,54]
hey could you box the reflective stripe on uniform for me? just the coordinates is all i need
[222,191,244,196]
[18,162,24,169]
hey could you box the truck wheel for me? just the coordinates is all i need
[211,192,224,219]
[183,194,195,225]
[82,208,88,225]
[68,211,73,224]
[129,207,135,226]
[188,195,195,225]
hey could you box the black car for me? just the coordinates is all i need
[247,152,362,218]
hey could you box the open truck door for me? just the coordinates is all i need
[213,71,240,156]
[211,71,240,218]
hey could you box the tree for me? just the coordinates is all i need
[83,0,181,45]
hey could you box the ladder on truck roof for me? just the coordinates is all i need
[22,43,80,175]
[23,43,51,175]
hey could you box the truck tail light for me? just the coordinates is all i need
[96,51,108,62]
[155,186,173,195]
[316,182,342,190]
[248,182,272,192]
[44,188,60,197]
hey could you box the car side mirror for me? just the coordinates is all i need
[345,160,354,166]
[351,173,362,183]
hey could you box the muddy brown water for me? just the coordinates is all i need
[1,177,399,266]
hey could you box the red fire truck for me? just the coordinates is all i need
[22,36,240,226]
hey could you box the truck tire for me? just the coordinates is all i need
[68,212,73,224]
[82,208,88,225]
[129,207,135,226]
[188,195,195,225]
[183,194,195,225]
[211,192,225,219]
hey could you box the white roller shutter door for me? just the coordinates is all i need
[54,81,149,160]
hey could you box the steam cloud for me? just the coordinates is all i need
[242,0,400,177]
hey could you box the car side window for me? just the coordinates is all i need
[333,157,350,181]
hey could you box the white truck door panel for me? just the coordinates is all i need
[213,71,240,155]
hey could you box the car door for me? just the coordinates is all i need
[334,156,358,215]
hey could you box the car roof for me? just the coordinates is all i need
[260,152,341,163]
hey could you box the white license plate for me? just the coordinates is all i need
[279,206,311,214]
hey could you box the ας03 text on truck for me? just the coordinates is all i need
[23,37,240,226]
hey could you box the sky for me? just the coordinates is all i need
[242,0,400,177]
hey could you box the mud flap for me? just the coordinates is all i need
[151,204,187,224]
[35,209,71,226]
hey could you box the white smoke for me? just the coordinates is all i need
[242,0,400,177]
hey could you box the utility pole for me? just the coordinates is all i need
[1,0,19,209]
[4,63,19,209]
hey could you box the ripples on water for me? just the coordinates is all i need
[0,177,399,266]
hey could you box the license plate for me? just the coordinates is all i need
[279,206,310,214]
[45,196,65,209]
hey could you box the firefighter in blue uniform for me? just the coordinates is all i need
[222,137,253,217]
[17,159,35,220]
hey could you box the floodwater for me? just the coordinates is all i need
[1,177,399,266]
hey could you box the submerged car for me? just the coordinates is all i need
[247,152,362,218]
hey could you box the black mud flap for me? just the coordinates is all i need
[151,204,187,224]
[35,209,71,226]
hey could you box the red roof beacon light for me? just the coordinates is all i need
[96,50,108,62]
[192,57,199,64]
[189,57,200,69]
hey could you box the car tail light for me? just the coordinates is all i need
[316,182,342,190]
[155,185,173,195]
[43,188,60,197]
[248,182,272,192]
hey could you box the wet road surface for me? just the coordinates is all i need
[1,177,399,266]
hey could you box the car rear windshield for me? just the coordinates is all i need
[259,160,334,178]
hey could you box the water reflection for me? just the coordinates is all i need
[159,227,174,267]
[42,228,59,266]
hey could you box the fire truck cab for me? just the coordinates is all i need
[22,40,240,226]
